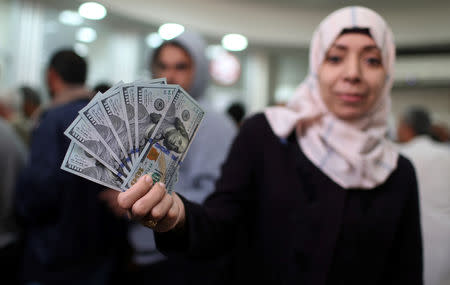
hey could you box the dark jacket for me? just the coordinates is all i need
[157,113,423,285]
[15,98,127,284]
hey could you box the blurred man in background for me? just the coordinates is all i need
[20,86,41,120]
[397,106,450,285]
[93,82,112,94]
[15,49,127,285]
[127,30,237,285]
[14,85,41,145]
[0,85,41,146]
[431,122,450,145]
[227,101,246,128]
[0,117,27,285]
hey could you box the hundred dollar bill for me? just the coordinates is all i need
[98,88,135,165]
[64,116,128,178]
[120,78,167,162]
[123,88,205,192]
[61,142,123,192]
[120,83,138,163]
[134,84,178,158]
[79,98,133,171]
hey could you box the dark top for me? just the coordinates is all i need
[157,113,423,285]
[15,98,127,284]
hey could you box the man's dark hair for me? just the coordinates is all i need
[48,49,87,84]
[227,102,246,125]
[19,86,41,106]
[93,82,112,94]
[402,106,432,136]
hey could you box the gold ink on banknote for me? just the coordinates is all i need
[147,146,159,161]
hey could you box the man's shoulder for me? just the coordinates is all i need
[39,99,89,129]
[45,99,87,117]
[51,99,89,114]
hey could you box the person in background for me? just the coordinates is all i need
[0,93,16,121]
[430,122,450,145]
[20,86,41,120]
[0,85,41,146]
[126,31,237,284]
[226,101,246,127]
[0,117,27,285]
[15,49,127,285]
[117,6,423,285]
[397,107,450,285]
[15,85,42,145]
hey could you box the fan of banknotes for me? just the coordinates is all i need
[61,78,205,192]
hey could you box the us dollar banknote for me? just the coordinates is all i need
[120,83,138,163]
[99,88,135,165]
[134,84,178,158]
[61,142,124,191]
[123,87,205,191]
[79,98,132,171]
[64,116,128,178]
[120,79,167,162]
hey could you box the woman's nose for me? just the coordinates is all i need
[344,55,361,83]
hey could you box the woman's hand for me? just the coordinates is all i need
[117,175,185,232]
[99,188,127,217]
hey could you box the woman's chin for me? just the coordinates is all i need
[332,107,367,121]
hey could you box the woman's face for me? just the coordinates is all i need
[318,33,386,121]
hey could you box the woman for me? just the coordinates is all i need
[117,6,422,284]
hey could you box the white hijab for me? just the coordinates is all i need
[265,6,398,189]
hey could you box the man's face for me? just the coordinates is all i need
[46,68,55,100]
[164,128,188,153]
[396,119,415,143]
[153,44,195,92]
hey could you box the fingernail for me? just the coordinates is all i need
[145,175,152,183]
[158,182,165,188]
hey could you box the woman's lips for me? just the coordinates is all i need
[336,92,364,103]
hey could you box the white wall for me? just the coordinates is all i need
[396,56,450,83]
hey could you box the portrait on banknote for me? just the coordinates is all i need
[154,117,189,154]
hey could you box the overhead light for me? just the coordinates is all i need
[74,43,89,57]
[76,27,97,43]
[158,23,184,40]
[146,33,163,48]
[222,34,248,52]
[78,2,107,20]
[59,10,84,26]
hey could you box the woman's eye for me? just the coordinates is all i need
[366,57,382,66]
[326,55,342,64]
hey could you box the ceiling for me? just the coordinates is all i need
[97,0,450,48]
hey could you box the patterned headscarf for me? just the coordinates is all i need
[265,6,398,189]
